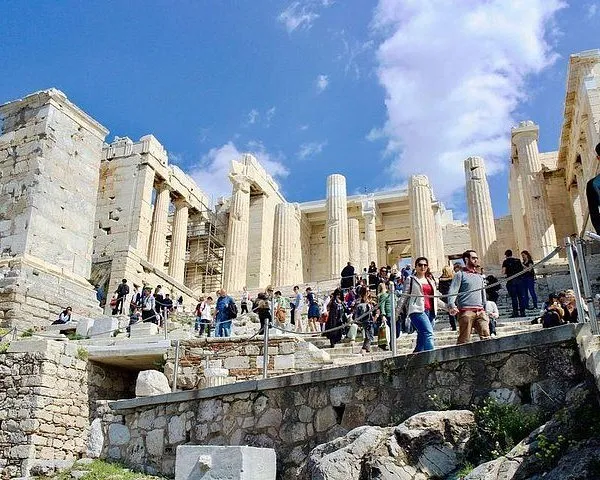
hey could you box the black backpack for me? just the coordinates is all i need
[226,299,238,319]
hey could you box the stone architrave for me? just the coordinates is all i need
[348,218,361,270]
[223,174,252,292]
[408,175,438,270]
[361,198,378,265]
[511,121,558,258]
[272,202,302,287]
[168,199,189,283]
[326,174,350,279]
[465,156,498,266]
[359,238,369,273]
[147,183,171,268]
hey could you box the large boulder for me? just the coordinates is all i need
[135,369,171,397]
[304,410,475,480]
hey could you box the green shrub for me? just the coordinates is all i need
[20,328,34,338]
[76,347,89,361]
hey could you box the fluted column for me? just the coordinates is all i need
[361,198,378,265]
[359,238,369,272]
[409,175,437,268]
[348,218,361,269]
[326,174,349,279]
[512,121,557,258]
[168,199,189,283]
[465,156,498,266]
[223,174,252,292]
[509,164,528,254]
[147,182,171,268]
[433,204,446,270]
[272,203,302,286]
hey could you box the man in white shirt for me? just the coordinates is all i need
[293,285,305,332]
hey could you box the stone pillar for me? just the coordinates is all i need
[348,218,361,270]
[509,164,528,255]
[223,174,252,292]
[573,163,587,235]
[512,121,557,258]
[408,175,437,269]
[272,203,302,287]
[168,199,189,283]
[433,204,446,269]
[147,183,171,268]
[362,199,378,265]
[326,174,349,279]
[465,156,498,266]
[359,238,369,273]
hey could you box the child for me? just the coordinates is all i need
[485,295,499,336]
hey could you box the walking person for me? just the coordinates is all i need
[448,250,491,344]
[438,265,456,331]
[325,288,345,348]
[399,257,442,352]
[255,291,272,335]
[502,249,526,318]
[240,286,251,314]
[112,279,130,315]
[195,296,213,337]
[293,285,306,332]
[368,261,378,291]
[340,262,355,290]
[215,289,236,337]
[306,287,320,333]
[521,250,538,310]
[140,287,156,323]
[354,286,374,354]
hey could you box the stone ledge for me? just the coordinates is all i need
[109,324,584,412]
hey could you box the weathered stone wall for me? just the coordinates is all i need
[443,222,471,259]
[0,339,135,478]
[163,336,331,390]
[101,326,585,479]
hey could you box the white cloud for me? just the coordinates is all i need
[298,141,327,159]
[586,3,598,18]
[316,74,329,93]
[190,142,289,204]
[299,124,310,130]
[278,1,333,33]
[337,30,374,79]
[246,109,259,125]
[371,0,565,200]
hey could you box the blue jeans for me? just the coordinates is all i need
[523,276,538,309]
[410,310,435,352]
[217,320,232,337]
[507,279,526,316]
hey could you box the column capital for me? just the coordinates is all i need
[511,120,539,144]
[229,173,252,194]
[409,174,431,189]
[172,197,189,210]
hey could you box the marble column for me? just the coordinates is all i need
[362,198,378,265]
[147,182,171,268]
[359,238,369,273]
[326,174,349,279]
[571,163,586,235]
[408,175,437,268]
[509,165,528,254]
[465,156,498,266]
[272,202,302,287]
[433,203,446,270]
[168,199,189,283]
[348,218,361,270]
[512,121,557,258]
[223,174,252,292]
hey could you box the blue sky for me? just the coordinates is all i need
[0,0,598,219]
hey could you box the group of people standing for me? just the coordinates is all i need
[502,249,537,318]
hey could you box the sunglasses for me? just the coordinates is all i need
[417,263,428,267]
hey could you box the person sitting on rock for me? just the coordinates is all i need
[540,293,564,328]
[52,307,72,325]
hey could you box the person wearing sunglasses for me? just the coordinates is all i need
[448,249,491,344]
[399,257,444,352]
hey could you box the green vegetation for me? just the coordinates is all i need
[453,461,474,479]
[21,328,35,338]
[48,459,163,479]
[76,347,89,361]
[0,342,9,353]
[66,332,87,341]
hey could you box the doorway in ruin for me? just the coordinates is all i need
[385,239,412,270]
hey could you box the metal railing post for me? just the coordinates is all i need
[172,340,180,392]
[565,236,586,323]
[389,281,397,356]
[262,297,272,379]
[575,238,599,334]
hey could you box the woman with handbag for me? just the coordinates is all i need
[399,257,444,352]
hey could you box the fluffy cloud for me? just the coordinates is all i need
[316,74,329,93]
[298,141,327,159]
[190,142,289,204]
[278,1,332,33]
[246,109,259,125]
[371,0,565,199]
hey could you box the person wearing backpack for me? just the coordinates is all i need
[215,289,236,337]
[354,286,374,354]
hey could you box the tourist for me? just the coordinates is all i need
[162,293,174,323]
[438,265,456,331]
[354,286,374,354]
[340,262,355,290]
[377,281,396,348]
[484,274,501,304]
[325,288,346,348]
[401,264,412,281]
[540,293,564,328]
[502,249,526,318]
[215,289,236,337]
[240,286,251,314]
[94,284,105,307]
[376,266,389,292]
[453,262,462,273]
[112,279,130,315]
[293,285,306,332]
[255,291,271,335]
[140,287,156,323]
[485,294,499,336]
[448,250,491,344]
[195,296,213,336]
[361,268,369,284]
[52,306,73,325]
[368,261,378,290]
[154,285,164,323]
[585,143,600,234]
[521,250,538,310]
[400,257,442,352]
[561,289,583,323]
[306,287,320,333]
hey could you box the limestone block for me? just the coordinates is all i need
[273,354,295,370]
[108,424,130,446]
[86,418,104,458]
[175,445,276,480]
[130,322,159,337]
[89,316,118,338]
[223,356,249,369]
[135,370,171,397]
